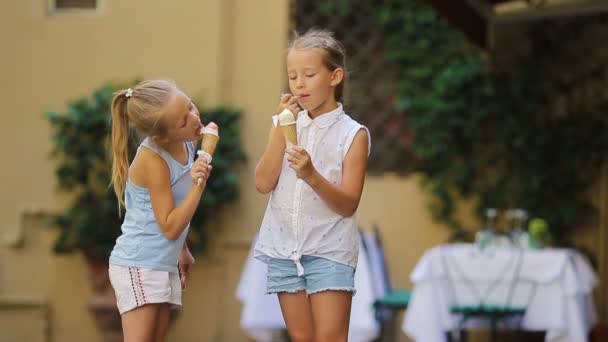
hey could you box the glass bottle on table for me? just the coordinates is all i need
[476,208,497,249]
[509,208,529,249]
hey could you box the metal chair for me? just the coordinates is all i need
[362,226,411,341]
[441,246,532,342]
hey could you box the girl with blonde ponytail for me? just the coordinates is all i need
[108,79,214,341]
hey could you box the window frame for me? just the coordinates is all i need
[47,0,104,16]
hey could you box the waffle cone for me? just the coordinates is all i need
[201,134,219,155]
[281,123,297,145]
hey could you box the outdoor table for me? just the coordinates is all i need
[403,243,597,342]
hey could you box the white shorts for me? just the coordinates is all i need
[108,264,182,315]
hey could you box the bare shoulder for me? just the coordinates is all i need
[346,128,369,158]
[353,128,368,144]
[129,147,170,188]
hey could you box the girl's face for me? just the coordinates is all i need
[287,48,343,116]
[162,90,203,141]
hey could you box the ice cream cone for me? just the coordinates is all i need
[277,108,297,146]
[201,133,219,156]
[281,123,297,146]
[196,122,219,186]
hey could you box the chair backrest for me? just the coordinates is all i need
[360,225,392,298]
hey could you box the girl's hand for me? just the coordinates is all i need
[277,93,300,117]
[191,157,212,186]
[286,146,317,182]
[178,248,195,290]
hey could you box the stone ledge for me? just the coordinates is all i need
[0,295,51,342]
[0,295,49,309]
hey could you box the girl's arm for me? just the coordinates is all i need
[255,94,300,193]
[136,149,211,240]
[287,129,369,217]
[254,124,286,193]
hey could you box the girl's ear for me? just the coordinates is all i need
[330,68,344,87]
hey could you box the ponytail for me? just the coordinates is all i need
[109,80,177,214]
[110,90,130,213]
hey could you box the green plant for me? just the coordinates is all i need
[376,1,608,242]
[45,82,245,260]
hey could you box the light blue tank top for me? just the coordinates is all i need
[109,137,195,273]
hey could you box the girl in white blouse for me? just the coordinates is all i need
[254,29,370,342]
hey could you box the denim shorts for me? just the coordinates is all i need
[266,255,355,295]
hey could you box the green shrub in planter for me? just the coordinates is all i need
[45,82,245,260]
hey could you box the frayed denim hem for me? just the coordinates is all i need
[266,287,306,295]
[307,287,357,297]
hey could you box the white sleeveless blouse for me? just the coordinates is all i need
[254,105,370,275]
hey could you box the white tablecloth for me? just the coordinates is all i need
[403,244,597,342]
[237,234,380,342]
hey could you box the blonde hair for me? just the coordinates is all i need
[288,29,348,103]
[110,79,177,211]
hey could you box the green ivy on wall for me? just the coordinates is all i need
[45,82,246,260]
[376,1,608,241]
